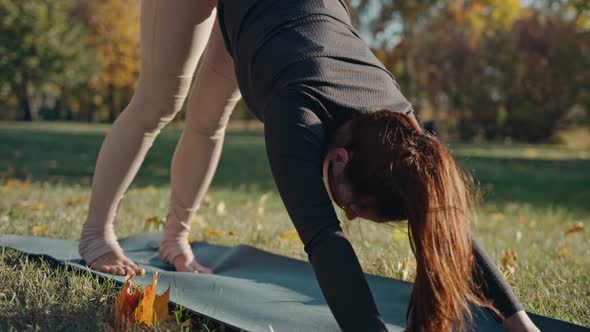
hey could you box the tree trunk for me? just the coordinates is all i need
[17,81,33,121]
[108,83,117,122]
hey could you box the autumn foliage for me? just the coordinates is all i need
[115,272,170,331]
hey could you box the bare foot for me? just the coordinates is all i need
[88,251,142,276]
[172,253,213,274]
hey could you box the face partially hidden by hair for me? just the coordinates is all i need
[323,110,497,331]
[322,110,423,223]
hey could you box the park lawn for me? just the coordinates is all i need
[0,121,588,330]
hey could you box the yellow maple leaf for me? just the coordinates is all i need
[207,229,225,238]
[31,225,49,236]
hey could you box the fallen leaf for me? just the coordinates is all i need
[29,202,46,211]
[278,229,299,243]
[556,245,571,259]
[153,286,170,323]
[228,231,236,237]
[501,249,517,276]
[66,197,86,206]
[188,234,195,245]
[565,222,584,235]
[490,213,505,222]
[136,273,158,327]
[397,257,417,281]
[144,216,165,232]
[115,274,141,330]
[207,229,224,238]
[31,225,49,236]
[3,179,31,189]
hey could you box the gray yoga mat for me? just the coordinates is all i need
[0,233,587,332]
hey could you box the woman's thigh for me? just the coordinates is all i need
[140,0,218,76]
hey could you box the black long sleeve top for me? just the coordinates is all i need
[217,0,523,330]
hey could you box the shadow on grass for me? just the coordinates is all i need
[0,124,588,214]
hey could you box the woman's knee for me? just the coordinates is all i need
[125,68,194,132]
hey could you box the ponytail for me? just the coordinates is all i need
[346,111,498,331]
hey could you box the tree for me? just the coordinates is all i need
[491,15,590,141]
[0,0,97,121]
[78,0,140,122]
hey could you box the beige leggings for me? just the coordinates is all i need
[79,0,241,265]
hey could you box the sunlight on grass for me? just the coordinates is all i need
[1,122,589,328]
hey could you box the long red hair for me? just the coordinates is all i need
[345,110,498,331]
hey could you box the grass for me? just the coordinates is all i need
[0,121,589,329]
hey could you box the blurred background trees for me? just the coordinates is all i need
[0,0,588,143]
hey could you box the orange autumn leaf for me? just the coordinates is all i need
[153,286,170,323]
[228,231,236,236]
[501,249,517,276]
[135,273,158,327]
[115,274,141,330]
[3,179,31,189]
[565,222,584,235]
[66,196,86,206]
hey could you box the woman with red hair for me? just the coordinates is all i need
[81,0,540,330]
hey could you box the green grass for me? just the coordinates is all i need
[0,121,589,329]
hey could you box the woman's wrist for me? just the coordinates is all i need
[503,311,540,332]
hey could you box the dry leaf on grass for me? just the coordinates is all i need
[2,179,31,189]
[115,274,141,330]
[14,201,46,211]
[278,229,299,244]
[31,225,49,236]
[207,229,225,238]
[490,213,505,222]
[501,249,518,277]
[565,222,584,235]
[115,272,170,330]
[144,216,165,232]
[153,286,170,323]
[556,245,571,259]
[66,196,86,206]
